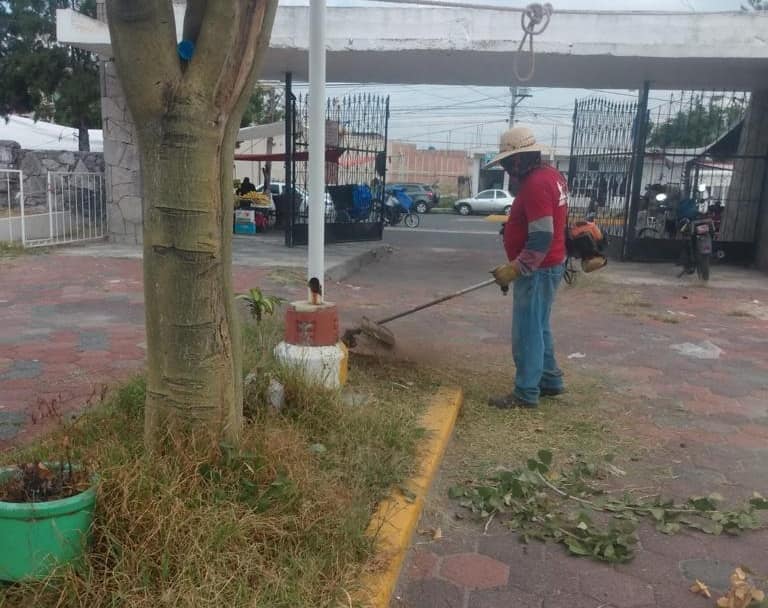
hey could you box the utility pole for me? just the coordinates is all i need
[508,86,532,126]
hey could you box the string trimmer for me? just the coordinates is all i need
[342,277,501,349]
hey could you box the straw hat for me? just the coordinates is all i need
[486,126,546,167]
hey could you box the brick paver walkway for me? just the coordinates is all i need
[0,254,266,446]
[1,246,767,608]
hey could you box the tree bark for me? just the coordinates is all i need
[106,0,277,448]
[78,121,90,152]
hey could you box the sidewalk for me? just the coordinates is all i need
[1,241,767,608]
[56,232,392,280]
[0,236,389,445]
[364,259,768,608]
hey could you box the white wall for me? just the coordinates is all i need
[58,7,768,89]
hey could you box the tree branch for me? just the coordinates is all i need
[182,0,207,46]
[185,0,278,115]
[106,0,182,122]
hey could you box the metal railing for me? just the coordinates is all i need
[0,169,24,244]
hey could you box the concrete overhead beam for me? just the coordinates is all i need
[57,6,768,90]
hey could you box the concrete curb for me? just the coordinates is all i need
[326,244,394,282]
[356,386,463,608]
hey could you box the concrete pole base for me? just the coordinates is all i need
[274,341,348,389]
[275,300,348,388]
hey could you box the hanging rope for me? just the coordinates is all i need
[513,3,553,83]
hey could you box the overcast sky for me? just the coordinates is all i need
[287,0,750,156]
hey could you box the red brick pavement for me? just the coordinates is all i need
[0,254,268,446]
[2,248,768,608]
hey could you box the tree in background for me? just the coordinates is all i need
[241,85,283,128]
[106,0,277,448]
[0,0,100,150]
[742,0,766,10]
[647,97,746,149]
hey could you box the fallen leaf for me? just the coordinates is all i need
[716,598,729,608]
[432,527,443,540]
[753,589,765,602]
[690,579,712,599]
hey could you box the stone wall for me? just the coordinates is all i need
[0,140,103,210]
[101,60,142,244]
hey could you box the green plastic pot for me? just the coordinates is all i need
[0,466,97,582]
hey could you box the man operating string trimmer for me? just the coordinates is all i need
[342,126,606,371]
[487,126,605,409]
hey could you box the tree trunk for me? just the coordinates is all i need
[78,121,90,152]
[138,115,243,445]
[106,0,277,448]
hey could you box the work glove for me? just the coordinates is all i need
[490,262,520,294]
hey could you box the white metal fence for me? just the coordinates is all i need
[0,169,24,244]
[23,172,106,248]
[1,170,107,247]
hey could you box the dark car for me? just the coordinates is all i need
[388,183,437,214]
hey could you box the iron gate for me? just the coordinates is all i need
[567,97,638,259]
[284,79,389,247]
[568,88,767,264]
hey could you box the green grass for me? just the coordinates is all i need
[0,242,26,258]
[0,317,437,608]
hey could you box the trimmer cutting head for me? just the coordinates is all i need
[342,317,396,349]
[359,317,396,348]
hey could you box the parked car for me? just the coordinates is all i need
[388,183,437,214]
[454,189,514,216]
[256,181,334,217]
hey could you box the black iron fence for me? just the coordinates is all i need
[568,88,767,264]
[284,83,390,247]
[567,97,638,258]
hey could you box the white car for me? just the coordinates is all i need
[257,181,334,217]
[454,189,514,216]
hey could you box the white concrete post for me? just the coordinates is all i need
[308,0,326,303]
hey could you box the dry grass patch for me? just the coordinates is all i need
[0,319,436,608]
[427,365,638,485]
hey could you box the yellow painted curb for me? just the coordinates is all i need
[356,386,464,608]
[485,214,508,223]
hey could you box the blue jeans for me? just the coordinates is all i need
[511,264,565,405]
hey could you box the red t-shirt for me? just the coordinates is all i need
[503,165,568,269]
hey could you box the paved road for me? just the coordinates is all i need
[384,212,503,253]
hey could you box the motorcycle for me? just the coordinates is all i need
[383,187,419,228]
[678,214,716,281]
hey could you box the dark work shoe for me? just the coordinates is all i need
[488,393,538,409]
[539,387,565,397]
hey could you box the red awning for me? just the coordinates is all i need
[234,148,345,163]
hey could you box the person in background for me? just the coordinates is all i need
[237,177,256,196]
[486,126,569,409]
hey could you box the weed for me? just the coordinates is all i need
[647,312,680,324]
[236,288,285,323]
[0,242,25,258]
[267,267,306,287]
[728,309,755,319]
[618,292,653,308]
[435,367,633,483]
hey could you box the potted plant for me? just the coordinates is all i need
[0,450,96,582]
